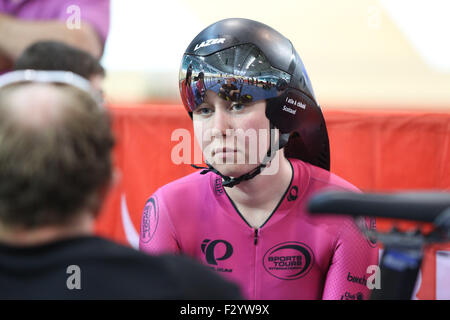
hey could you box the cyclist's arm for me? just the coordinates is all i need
[139,192,180,254]
[322,217,379,300]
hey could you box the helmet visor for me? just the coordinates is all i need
[179,44,291,113]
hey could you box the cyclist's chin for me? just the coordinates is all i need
[210,162,260,178]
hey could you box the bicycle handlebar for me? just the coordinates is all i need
[308,191,450,223]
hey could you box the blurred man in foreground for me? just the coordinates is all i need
[0,70,242,299]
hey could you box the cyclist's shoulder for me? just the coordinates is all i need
[291,160,361,231]
[292,159,359,192]
[147,170,214,206]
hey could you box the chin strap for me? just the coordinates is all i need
[191,126,290,188]
[191,161,268,188]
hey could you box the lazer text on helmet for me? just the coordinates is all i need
[194,38,226,51]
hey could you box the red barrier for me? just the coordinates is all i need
[95,104,450,299]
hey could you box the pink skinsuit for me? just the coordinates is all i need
[139,159,379,300]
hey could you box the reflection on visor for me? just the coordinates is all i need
[179,44,291,112]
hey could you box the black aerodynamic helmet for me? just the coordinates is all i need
[179,18,330,177]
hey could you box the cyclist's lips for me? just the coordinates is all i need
[212,147,237,157]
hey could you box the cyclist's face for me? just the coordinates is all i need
[193,90,274,178]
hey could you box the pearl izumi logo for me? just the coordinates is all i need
[194,38,226,51]
[201,239,233,273]
[287,186,298,201]
[263,242,314,280]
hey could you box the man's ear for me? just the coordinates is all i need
[91,168,122,218]
[100,167,121,197]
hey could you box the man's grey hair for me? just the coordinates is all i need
[0,82,114,229]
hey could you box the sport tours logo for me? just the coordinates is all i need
[263,241,315,280]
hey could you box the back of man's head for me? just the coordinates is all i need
[14,41,105,79]
[0,81,114,229]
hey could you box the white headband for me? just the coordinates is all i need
[0,70,103,107]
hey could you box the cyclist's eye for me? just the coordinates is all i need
[231,104,244,111]
[196,107,212,115]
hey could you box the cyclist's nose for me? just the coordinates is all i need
[211,107,232,138]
